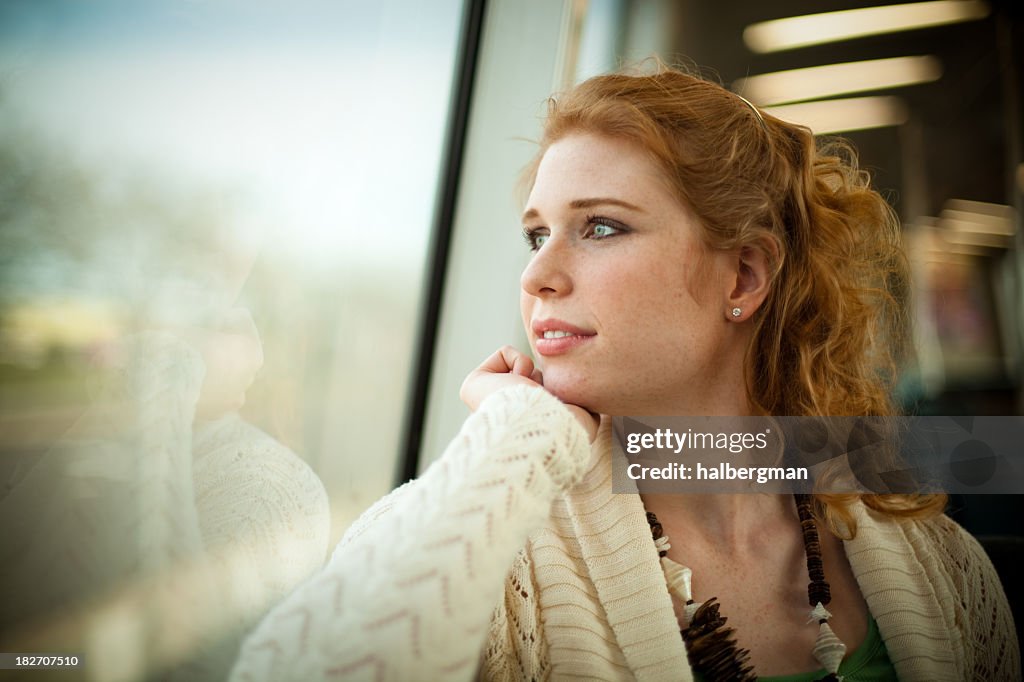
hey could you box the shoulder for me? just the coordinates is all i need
[905,512,1021,679]
[848,500,977,560]
[849,501,1020,680]
[850,502,999,598]
[869,506,999,589]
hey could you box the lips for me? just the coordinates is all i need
[532,318,596,357]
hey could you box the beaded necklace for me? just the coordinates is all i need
[645,494,846,682]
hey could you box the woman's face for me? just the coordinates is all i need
[520,132,746,415]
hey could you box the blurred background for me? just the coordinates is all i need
[0,0,1020,679]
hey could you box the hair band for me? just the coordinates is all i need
[733,92,769,132]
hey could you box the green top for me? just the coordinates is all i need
[695,614,898,682]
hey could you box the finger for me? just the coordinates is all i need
[530,367,544,385]
[476,348,514,374]
[498,345,529,375]
[479,345,526,374]
[510,353,534,378]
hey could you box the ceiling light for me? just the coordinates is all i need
[942,199,1016,235]
[735,56,941,106]
[744,1,990,54]
[764,96,909,134]
[938,200,1016,245]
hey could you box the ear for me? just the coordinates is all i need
[725,236,778,322]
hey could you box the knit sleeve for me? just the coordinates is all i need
[479,546,550,681]
[919,515,1021,681]
[228,383,592,682]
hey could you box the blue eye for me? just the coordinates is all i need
[587,216,628,239]
[523,228,548,252]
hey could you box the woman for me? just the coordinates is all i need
[229,66,1019,681]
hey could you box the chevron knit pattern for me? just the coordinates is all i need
[229,384,592,682]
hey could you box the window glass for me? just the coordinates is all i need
[0,0,464,677]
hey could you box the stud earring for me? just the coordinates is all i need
[731,307,742,318]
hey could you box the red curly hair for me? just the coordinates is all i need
[524,63,946,536]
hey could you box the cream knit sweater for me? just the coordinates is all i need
[230,385,1020,681]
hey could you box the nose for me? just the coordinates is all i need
[520,237,573,298]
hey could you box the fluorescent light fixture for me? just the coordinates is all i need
[764,96,908,134]
[942,214,1015,237]
[940,242,995,257]
[938,200,1016,246]
[942,199,1016,235]
[744,1,990,54]
[736,56,941,106]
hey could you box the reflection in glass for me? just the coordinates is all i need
[0,1,464,678]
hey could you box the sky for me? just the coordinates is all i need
[0,0,465,272]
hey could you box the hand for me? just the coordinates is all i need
[460,346,542,410]
[460,346,599,442]
[89,306,263,421]
[189,307,264,421]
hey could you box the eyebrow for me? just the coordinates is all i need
[522,197,645,222]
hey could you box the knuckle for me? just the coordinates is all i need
[459,373,479,406]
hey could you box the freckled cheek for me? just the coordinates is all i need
[601,264,696,327]
[601,297,698,375]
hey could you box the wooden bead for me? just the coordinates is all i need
[645,497,842,682]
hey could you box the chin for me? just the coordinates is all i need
[540,372,602,414]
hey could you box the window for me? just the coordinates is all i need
[0,0,465,677]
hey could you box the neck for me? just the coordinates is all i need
[660,360,754,416]
[641,493,797,551]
